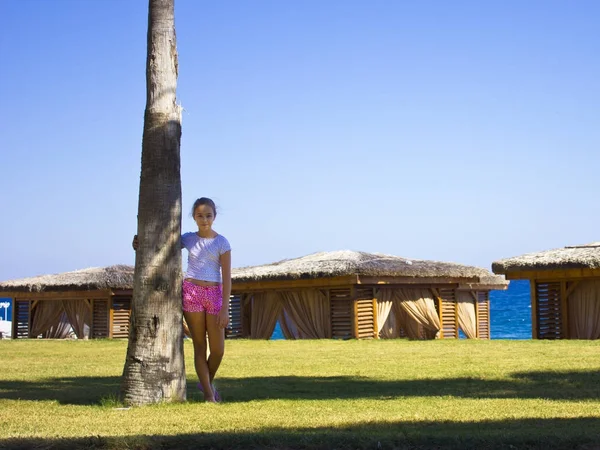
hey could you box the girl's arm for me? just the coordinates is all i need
[219,250,232,329]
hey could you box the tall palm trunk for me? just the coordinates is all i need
[120,0,186,405]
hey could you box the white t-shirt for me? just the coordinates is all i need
[181,232,231,283]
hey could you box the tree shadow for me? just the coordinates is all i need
[1,417,599,449]
[0,369,599,405]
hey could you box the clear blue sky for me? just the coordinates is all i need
[0,0,598,281]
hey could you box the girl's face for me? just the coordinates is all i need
[194,204,215,232]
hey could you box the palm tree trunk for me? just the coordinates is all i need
[120,0,186,405]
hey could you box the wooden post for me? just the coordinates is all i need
[560,281,569,339]
[454,294,459,339]
[474,292,480,338]
[530,279,537,339]
[353,300,359,339]
[109,296,114,338]
[372,296,378,339]
[28,300,33,338]
[10,297,15,339]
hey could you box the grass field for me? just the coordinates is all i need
[1,339,599,449]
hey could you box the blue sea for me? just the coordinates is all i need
[0,280,532,339]
[271,279,532,340]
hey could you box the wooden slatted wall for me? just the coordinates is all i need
[14,300,30,339]
[439,288,458,339]
[355,288,376,339]
[111,297,131,339]
[476,291,490,339]
[535,281,562,339]
[91,299,109,339]
[330,288,352,339]
[227,294,243,338]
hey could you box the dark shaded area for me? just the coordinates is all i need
[1,369,599,405]
[1,417,600,449]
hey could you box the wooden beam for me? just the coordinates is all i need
[458,283,508,291]
[530,280,538,339]
[0,289,114,301]
[232,276,358,292]
[357,276,477,285]
[502,268,600,281]
[111,289,133,296]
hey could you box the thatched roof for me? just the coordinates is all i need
[0,265,134,293]
[0,250,508,293]
[492,242,600,274]
[232,250,506,286]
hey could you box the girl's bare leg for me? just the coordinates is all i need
[184,311,216,402]
[205,313,225,383]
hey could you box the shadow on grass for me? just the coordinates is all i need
[0,369,599,405]
[1,417,600,449]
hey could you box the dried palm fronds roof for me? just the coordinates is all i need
[492,242,600,274]
[232,250,506,286]
[0,265,134,293]
[0,250,508,293]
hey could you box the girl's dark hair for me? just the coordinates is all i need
[191,197,217,217]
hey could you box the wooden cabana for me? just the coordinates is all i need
[492,242,600,340]
[0,265,134,339]
[230,250,507,340]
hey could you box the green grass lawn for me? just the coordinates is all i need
[1,339,599,449]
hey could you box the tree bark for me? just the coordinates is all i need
[120,0,186,406]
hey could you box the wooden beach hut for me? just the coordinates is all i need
[0,265,134,339]
[492,242,600,340]
[230,250,507,340]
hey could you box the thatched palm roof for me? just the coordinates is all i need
[0,249,508,293]
[0,265,134,293]
[232,250,506,286]
[492,242,600,274]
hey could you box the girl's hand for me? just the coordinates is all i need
[218,308,229,329]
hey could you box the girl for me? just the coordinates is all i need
[133,197,231,403]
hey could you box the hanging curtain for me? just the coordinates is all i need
[278,290,331,339]
[250,292,282,339]
[278,309,298,339]
[392,301,423,339]
[62,299,92,339]
[395,288,441,338]
[44,311,72,338]
[568,280,600,339]
[457,291,477,338]
[29,301,65,338]
[376,289,394,337]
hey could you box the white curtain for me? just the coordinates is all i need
[395,288,441,338]
[568,280,600,339]
[376,289,395,336]
[250,292,282,339]
[278,290,331,339]
[456,291,477,338]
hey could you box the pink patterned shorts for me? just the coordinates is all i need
[182,280,222,315]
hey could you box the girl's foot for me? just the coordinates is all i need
[198,382,217,402]
[212,384,221,402]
